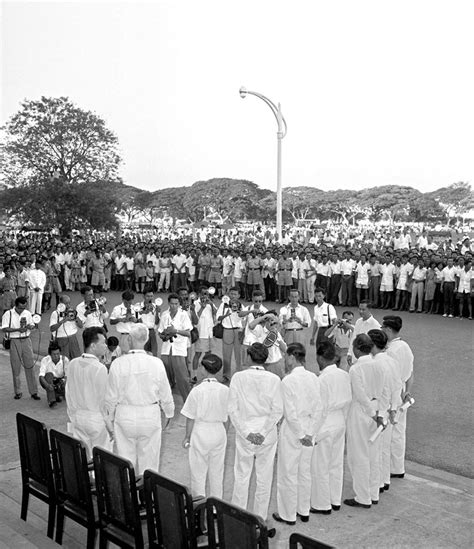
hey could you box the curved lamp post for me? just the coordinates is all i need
[239,86,287,241]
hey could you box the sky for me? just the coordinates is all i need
[1,0,473,194]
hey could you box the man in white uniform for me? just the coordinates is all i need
[310,288,337,350]
[311,341,352,514]
[28,260,47,314]
[66,327,111,458]
[273,343,323,525]
[105,324,174,475]
[347,300,381,366]
[382,316,414,479]
[228,343,282,537]
[181,354,229,498]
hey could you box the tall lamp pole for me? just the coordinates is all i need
[239,87,287,241]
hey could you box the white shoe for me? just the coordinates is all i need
[448,314,453,318]
[442,314,447,317]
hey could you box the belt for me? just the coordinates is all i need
[118,332,129,336]
[224,327,240,330]
[249,268,260,270]
[279,269,291,271]
[286,328,303,331]
[414,280,424,283]
[11,336,30,340]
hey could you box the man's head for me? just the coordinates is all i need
[14,296,28,314]
[122,290,135,306]
[285,342,306,373]
[288,288,300,306]
[144,290,154,303]
[107,336,119,351]
[128,323,149,350]
[201,353,223,375]
[59,293,71,306]
[47,341,62,364]
[314,287,325,305]
[82,327,107,357]
[381,315,402,341]
[358,300,372,320]
[228,286,240,301]
[247,342,269,365]
[352,333,374,359]
[252,289,264,306]
[368,329,388,353]
[168,293,181,314]
[316,340,337,370]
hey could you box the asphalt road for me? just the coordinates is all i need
[1,290,472,478]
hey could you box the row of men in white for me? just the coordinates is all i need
[65,315,413,529]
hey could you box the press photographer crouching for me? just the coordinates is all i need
[39,341,69,408]
[49,294,81,359]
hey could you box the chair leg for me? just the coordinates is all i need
[55,506,65,544]
[99,531,108,549]
[20,487,29,521]
[47,503,56,539]
[86,527,96,549]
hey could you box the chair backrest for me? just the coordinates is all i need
[16,413,55,496]
[206,497,268,549]
[92,447,143,545]
[143,469,196,549]
[49,429,94,519]
[289,532,335,549]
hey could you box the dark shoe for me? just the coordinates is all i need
[310,507,331,515]
[372,500,379,505]
[384,483,390,491]
[391,473,404,479]
[272,512,295,526]
[14,392,23,400]
[56,396,62,403]
[379,486,385,494]
[344,498,371,509]
[267,528,276,538]
[332,505,341,511]
[49,401,57,408]
[297,513,309,522]
[31,394,41,401]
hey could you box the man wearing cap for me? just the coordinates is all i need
[105,324,174,475]
[1,296,40,401]
[381,315,414,479]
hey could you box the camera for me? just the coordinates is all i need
[87,300,97,313]
[20,318,27,328]
[66,309,77,321]
[159,326,176,342]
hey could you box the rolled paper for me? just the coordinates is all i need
[184,442,190,449]
[369,421,387,443]
[400,397,415,411]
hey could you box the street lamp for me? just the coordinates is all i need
[239,86,287,241]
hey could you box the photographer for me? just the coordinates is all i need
[279,288,311,346]
[324,310,355,371]
[110,290,138,354]
[76,285,109,330]
[191,286,217,379]
[216,286,243,383]
[50,294,81,359]
[39,341,69,408]
[248,311,287,379]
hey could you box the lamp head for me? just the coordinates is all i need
[239,86,248,99]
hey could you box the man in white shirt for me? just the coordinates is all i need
[310,288,337,350]
[105,324,174,475]
[50,294,81,359]
[248,311,287,379]
[110,290,138,353]
[380,256,396,309]
[216,287,243,383]
[340,251,356,307]
[172,247,187,292]
[240,290,268,361]
[39,340,69,407]
[2,296,40,400]
[181,354,229,498]
[262,250,277,302]
[409,258,427,313]
[222,249,234,296]
[440,258,457,317]
[456,259,473,318]
[158,293,193,403]
[28,260,47,314]
[192,286,217,374]
[66,326,111,458]
[382,316,414,479]
[273,343,323,526]
[354,254,371,305]
[76,285,109,331]
[345,334,388,508]
[229,343,282,537]
[393,255,413,311]
[279,289,311,346]
[311,341,352,514]
[347,300,381,366]
[138,290,161,356]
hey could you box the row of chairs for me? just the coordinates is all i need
[16,412,334,548]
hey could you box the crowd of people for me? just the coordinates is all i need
[0,220,470,536]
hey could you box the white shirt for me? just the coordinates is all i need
[50,310,78,338]
[1,308,34,338]
[348,315,381,360]
[281,366,323,439]
[172,254,187,273]
[28,268,46,291]
[341,258,356,275]
[242,305,268,345]
[355,262,370,285]
[194,300,215,338]
[158,308,193,357]
[372,353,403,411]
[76,301,109,328]
[381,263,396,284]
[233,257,244,279]
[313,301,337,328]
[263,257,277,278]
[228,366,283,439]
[110,303,137,334]
[250,324,285,363]
[279,303,311,330]
[457,268,474,293]
[319,364,352,430]
[66,353,108,422]
[137,301,159,329]
[39,355,69,378]
[105,350,174,418]
[386,338,414,386]
[441,266,457,283]
[181,378,229,423]
[216,303,243,329]
[349,354,388,418]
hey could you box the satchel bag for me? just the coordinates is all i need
[190,326,199,344]
[213,322,224,339]
[3,311,12,350]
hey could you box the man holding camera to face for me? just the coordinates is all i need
[50,293,81,359]
[76,285,109,330]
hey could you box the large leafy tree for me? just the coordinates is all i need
[428,182,473,224]
[282,186,325,221]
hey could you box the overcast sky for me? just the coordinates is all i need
[1,0,473,194]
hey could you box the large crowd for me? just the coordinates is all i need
[0,220,473,536]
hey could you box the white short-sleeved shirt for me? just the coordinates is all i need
[158,309,193,357]
[39,355,69,378]
[50,310,78,338]
[181,378,229,423]
[313,302,337,328]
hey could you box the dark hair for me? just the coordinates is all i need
[82,327,106,350]
[368,329,388,350]
[314,287,325,295]
[229,286,240,293]
[342,310,354,318]
[177,287,188,294]
[201,353,223,374]
[359,299,371,307]
[247,343,269,365]
[353,334,374,354]
[122,290,135,302]
[48,341,61,355]
[81,285,92,295]
[287,343,306,362]
[168,292,180,302]
[15,296,28,307]
[316,340,336,362]
[107,336,119,347]
[252,289,264,298]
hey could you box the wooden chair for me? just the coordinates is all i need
[16,413,56,539]
[49,429,98,548]
[93,447,144,549]
[143,469,207,549]
[289,532,335,548]
[206,497,268,549]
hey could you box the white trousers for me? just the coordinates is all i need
[231,428,277,521]
[68,410,111,459]
[380,422,393,486]
[391,408,407,474]
[276,421,313,521]
[306,276,316,303]
[29,290,43,314]
[311,424,346,510]
[347,404,381,505]
[114,404,162,476]
[189,421,226,498]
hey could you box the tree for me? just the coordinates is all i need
[282,186,325,221]
[357,185,421,223]
[429,182,473,224]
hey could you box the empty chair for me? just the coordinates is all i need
[143,470,207,549]
[50,429,98,548]
[206,497,268,549]
[289,532,335,549]
[16,413,56,539]
[93,447,144,549]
